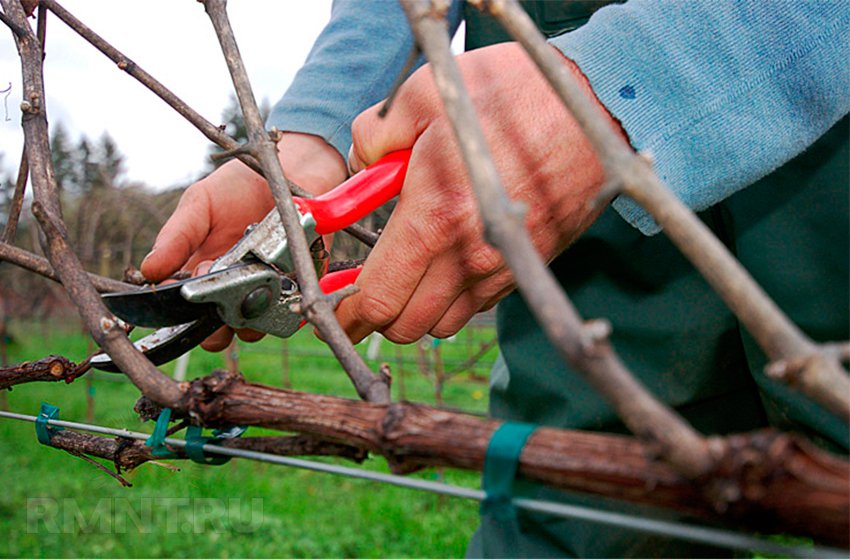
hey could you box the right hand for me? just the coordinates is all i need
[140,132,347,351]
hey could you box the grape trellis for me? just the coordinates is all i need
[1,0,848,554]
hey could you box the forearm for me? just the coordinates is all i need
[551,0,850,234]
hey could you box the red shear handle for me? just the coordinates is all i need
[294,149,411,235]
[318,267,361,294]
[299,267,362,330]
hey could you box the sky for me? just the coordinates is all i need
[0,1,338,189]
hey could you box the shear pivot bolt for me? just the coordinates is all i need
[241,286,273,319]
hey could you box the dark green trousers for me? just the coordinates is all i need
[468,117,849,558]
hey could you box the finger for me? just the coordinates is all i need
[479,283,516,313]
[192,259,214,277]
[201,326,234,352]
[379,257,467,344]
[339,130,462,343]
[428,294,477,340]
[334,253,425,345]
[334,205,437,343]
[236,328,265,343]
[348,69,439,172]
[141,187,212,282]
[430,273,514,339]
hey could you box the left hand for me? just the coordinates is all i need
[338,42,620,344]
[140,132,347,351]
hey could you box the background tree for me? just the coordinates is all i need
[48,122,76,195]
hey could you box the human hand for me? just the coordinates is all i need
[140,132,347,350]
[339,42,619,344]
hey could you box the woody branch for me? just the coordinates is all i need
[158,369,845,548]
[44,429,367,475]
[5,348,847,547]
[0,241,135,293]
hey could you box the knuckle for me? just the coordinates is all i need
[463,245,503,278]
[355,292,399,329]
[411,199,471,244]
[179,182,205,206]
[430,322,463,340]
[350,112,381,168]
[382,325,421,345]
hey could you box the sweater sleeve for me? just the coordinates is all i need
[551,0,850,234]
[266,0,464,159]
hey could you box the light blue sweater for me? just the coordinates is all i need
[267,0,850,234]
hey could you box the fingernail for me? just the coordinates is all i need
[194,260,213,276]
[346,145,360,176]
[141,246,156,264]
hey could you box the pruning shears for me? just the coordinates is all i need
[90,150,411,372]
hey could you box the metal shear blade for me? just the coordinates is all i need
[89,316,224,372]
[101,274,221,328]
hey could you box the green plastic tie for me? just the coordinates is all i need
[481,422,537,522]
[144,408,178,458]
[184,425,242,466]
[35,402,64,445]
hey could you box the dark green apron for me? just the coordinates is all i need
[463,2,850,557]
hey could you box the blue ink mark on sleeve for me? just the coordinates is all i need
[618,84,636,100]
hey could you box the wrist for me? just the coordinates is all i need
[552,47,632,147]
[277,132,348,196]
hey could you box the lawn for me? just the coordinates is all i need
[0,320,498,558]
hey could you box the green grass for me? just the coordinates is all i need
[0,321,498,558]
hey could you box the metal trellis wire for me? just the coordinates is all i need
[0,410,842,559]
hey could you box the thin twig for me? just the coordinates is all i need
[0,354,85,390]
[0,241,135,293]
[444,338,497,378]
[39,0,261,176]
[823,341,850,364]
[765,353,850,417]
[47,428,367,475]
[67,449,133,487]
[1,81,10,121]
[342,223,380,247]
[201,0,389,403]
[35,1,46,50]
[328,258,366,273]
[378,43,421,118]
[399,0,713,478]
[1,6,40,242]
[1,146,29,243]
[481,0,850,421]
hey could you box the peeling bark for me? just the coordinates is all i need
[161,370,849,547]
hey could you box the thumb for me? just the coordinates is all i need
[348,67,438,173]
[140,189,211,282]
